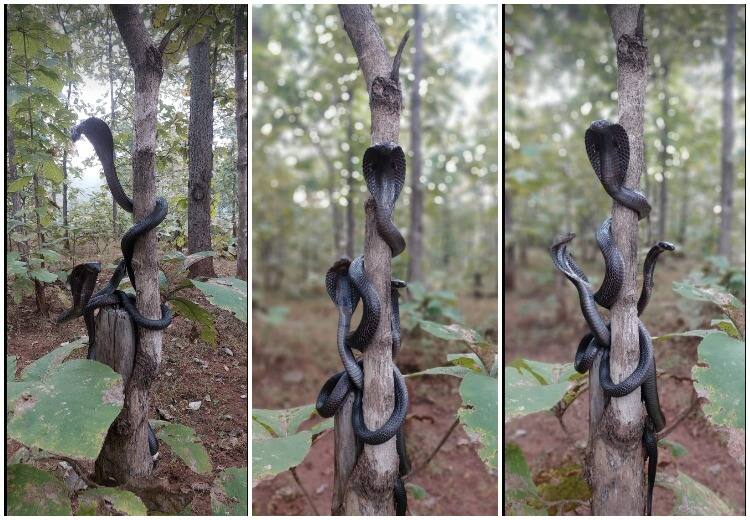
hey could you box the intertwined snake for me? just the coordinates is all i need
[316,143,410,515]
[551,120,673,516]
[58,117,173,457]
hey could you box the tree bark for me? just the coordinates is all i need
[108,12,119,238]
[235,5,249,281]
[57,5,72,252]
[407,4,424,284]
[335,5,405,515]
[95,5,168,483]
[589,5,649,515]
[718,4,736,260]
[187,32,217,278]
[345,95,356,259]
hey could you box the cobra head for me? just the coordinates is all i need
[325,257,354,309]
[391,279,407,290]
[362,143,406,209]
[56,262,102,323]
[656,241,675,252]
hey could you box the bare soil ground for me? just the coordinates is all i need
[504,249,746,515]
[252,292,498,515]
[6,247,247,516]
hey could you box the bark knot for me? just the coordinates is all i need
[369,76,402,115]
[616,34,648,68]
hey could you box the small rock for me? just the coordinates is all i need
[513,429,527,438]
[205,394,212,402]
[193,358,208,369]
[283,370,304,384]
[222,347,234,357]
[165,371,173,377]
[240,394,247,399]
[315,484,328,495]
[222,414,233,420]
[157,407,174,421]
[708,463,722,475]
[188,401,202,411]
[224,365,229,372]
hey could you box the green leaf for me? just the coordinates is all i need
[406,482,428,500]
[7,176,32,193]
[183,250,217,270]
[20,337,88,381]
[252,405,317,436]
[673,281,743,309]
[505,359,577,421]
[504,442,546,515]
[8,355,18,381]
[656,472,734,515]
[251,426,313,484]
[210,467,248,516]
[76,488,147,516]
[710,318,741,339]
[191,277,247,323]
[419,320,486,345]
[170,296,217,346]
[7,360,123,460]
[659,438,688,458]
[7,464,71,515]
[28,268,57,283]
[39,248,62,262]
[536,463,591,514]
[458,373,497,470]
[653,329,715,341]
[41,160,64,184]
[406,365,474,378]
[447,352,486,373]
[692,332,745,429]
[151,420,212,475]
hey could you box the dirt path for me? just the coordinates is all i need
[504,250,745,515]
[252,294,498,515]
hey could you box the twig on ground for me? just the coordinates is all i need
[290,466,320,516]
[37,455,100,488]
[405,417,460,481]
[657,395,702,441]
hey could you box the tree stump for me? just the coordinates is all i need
[93,306,154,484]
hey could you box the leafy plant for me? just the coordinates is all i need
[399,283,463,333]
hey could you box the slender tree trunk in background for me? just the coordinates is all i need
[336,5,406,514]
[588,6,648,515]
[442,199,452,268]
[235,5,249,281]
[678,174,689,244]
[187,33,217,278]
[657,64,669,239]
[108,13,119,237]
[504,189,515,292]
[345,96,356,259]
[57,6,72,252]
[7,116,22,252]
[718,4,736,260]
[407,4,424,284]
[96,5,169,483]
[642,146,652,244]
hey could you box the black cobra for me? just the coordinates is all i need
[316,143,410,515]
[551,120,674,516]
[58,117,173,458]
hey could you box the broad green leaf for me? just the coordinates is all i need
[656,472,734,515]
[504,442,546,515]
[7,464,71,516]
[42,160,64,184]
[252,427,313,483]
[458,373,497,470]
[8,176,32,193]
[653,329,714,341]
[210,467,248,516]
[673,281,742,309]
[7,360,123,460]
[170,297,217,346]
[183,250,217,270]
[151,420,212,474]
[419,320,486,345]
[406,365,474,378]
[505,359,577,421]
[692,332,745,429]
[20,337,87,381]
[309,417,334,435]
[39,248,62,262]
[162,250,187,263]
[191,277,247,323]
[29,268,57,283]
[8,355,18,381]
[406,482,427,500]
[710,318,741,339]
[76,488,147,516]
[659,438,688,458]
[447,352,486,373]
[252,405,317,436]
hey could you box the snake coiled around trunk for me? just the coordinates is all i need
[58,117,173,458]
[551,119,674,516]
[316,143,410,515]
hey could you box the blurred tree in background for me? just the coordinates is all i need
[252,4,498,297]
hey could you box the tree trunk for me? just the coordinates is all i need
[345,96,356,259]
[187,32,216,278]
[504,189,515,292]
[678,173,689,245]
[57,6,72,252]
[109,13,119,237]
[95,5,168,482]
[718,4,736,260]
[235,5,249,281]
[336,5,405,515]
[589,6,649,515]
[7,116,22,252]
[407,4,424,284]
[657,64,669,239]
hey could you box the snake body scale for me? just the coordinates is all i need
[58,117,173,458]
[551,119,674,516]
[316,143,410,515]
